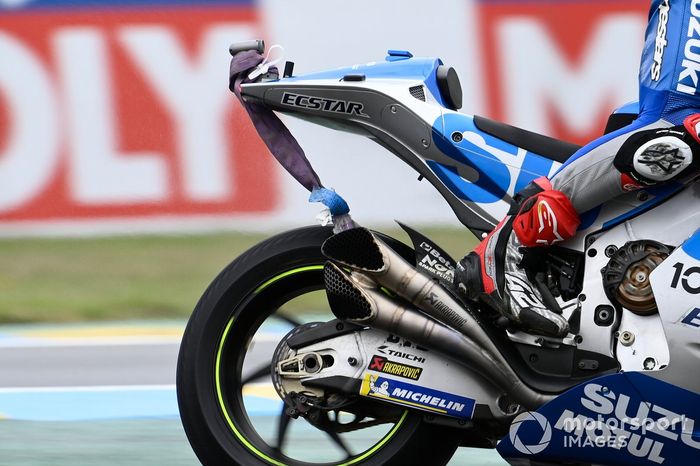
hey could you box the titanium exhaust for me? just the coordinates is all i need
[322,227,504,363]
[323,265,554,410]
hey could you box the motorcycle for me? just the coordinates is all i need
[176,40,700,466]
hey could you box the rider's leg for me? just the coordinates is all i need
[454,115,700,337]
[455,0,700,338]
[455,174,583,337]
[456,120,700,339]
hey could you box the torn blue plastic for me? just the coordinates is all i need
[386,50,413,62]
[309,187,350,216]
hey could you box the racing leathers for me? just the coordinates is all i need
[455,0,700,337]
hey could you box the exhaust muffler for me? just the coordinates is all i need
[324,262,553,409]
[322,228,502,361]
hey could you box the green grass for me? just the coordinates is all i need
[0,227,478,324]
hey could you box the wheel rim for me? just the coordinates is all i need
[214,265,410,466]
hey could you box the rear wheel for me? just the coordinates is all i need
[176,226,463,466]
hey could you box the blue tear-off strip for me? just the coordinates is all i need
[309,187,350,216]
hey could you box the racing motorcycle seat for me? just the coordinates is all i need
[472,110,640,166]
[473,115,581,164]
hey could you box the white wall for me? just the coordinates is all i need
[0,0,649,235]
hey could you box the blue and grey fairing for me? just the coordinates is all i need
[497,372,700,465]
[240,51,567,237]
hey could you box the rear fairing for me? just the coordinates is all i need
[242,54,681,244]
[241,55,557,236]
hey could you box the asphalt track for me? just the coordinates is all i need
[0,321,508,466]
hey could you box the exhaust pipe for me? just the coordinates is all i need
[323,262,553,409]
[322,228,503,362]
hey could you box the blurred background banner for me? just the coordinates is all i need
[0,0,649,235]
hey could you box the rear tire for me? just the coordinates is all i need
[176,226,462,466]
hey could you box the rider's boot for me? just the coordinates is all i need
[454,180,575,337]
[454,210,571,338]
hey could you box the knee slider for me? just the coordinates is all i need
[614,123,698,188]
